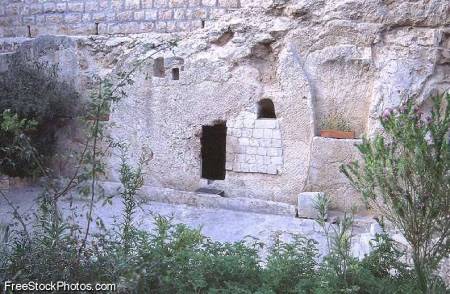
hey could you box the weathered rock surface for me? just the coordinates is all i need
[0,0,448,212]
[306,137,364,210]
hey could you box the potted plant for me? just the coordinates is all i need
[319,110,355,139]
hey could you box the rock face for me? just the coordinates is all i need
[0,0,449,211]
[306,137,364,210]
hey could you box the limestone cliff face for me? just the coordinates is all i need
[0,0,448,209]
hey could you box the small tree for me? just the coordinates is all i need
[341,93,450,293]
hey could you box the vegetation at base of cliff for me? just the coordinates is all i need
[2,203,446,294]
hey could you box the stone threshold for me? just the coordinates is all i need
[101,181,297,217]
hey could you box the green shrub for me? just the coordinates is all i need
[0,60,80,177]
[0,110,39,177]
[341,93,450,293]
[262,234,318,293]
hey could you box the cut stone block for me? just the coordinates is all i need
[0,176,9,191]
[252,129,263,138]
[254,119,278,129]
[263,129,273,138]
[272,129,281,139]
[298,192,323,219]
[271,156,283,165]
[267,165,278,174]
[305,137,364,211]
[271,139,282,147]
[370,223,382,236]
[239,138,249,145]
[247,146,257,155]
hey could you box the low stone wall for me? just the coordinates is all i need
[305,137,365,211]
[0,0,241,37]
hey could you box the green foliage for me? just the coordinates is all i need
[263,234,318,293]
[4,209,446,294]
[0,60,80,177]
[314,193,330,226]
[341,93,450,293]
[0,110,40,177]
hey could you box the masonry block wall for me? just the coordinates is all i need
[226,112,283,175]
[0,0,241,37]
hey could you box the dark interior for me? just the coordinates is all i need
[257,99,276,119]
[172,68,180,80]
[153,57,165,77]
[201,122,227,180]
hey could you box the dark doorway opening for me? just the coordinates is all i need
[201,122,226,180]
[257,99,276,119]
[172,68,180,80]
[153,57,165,77]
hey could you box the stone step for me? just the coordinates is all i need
[101,181,297,216]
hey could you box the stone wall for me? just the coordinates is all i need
[226,112,283,175]
[0,0,241,37]
[306,137,364,210]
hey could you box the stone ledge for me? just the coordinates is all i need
[101,181,297,216]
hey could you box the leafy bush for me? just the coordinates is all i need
[0,59,80,177]
[341,93,450,293]
[0,110,40,177]
[263,234,318,293]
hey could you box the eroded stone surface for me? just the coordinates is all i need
[306,137,364,210]
[0,0,448,211]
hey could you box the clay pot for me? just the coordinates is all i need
[320,130,355,139]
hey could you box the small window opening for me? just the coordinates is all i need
[95,22,99,35]
[172,68,180,80]
[153,57,165,78]
[257,99,276,119]
[201,121,227,180]
[201,19,205,28]
[27,25,31,38]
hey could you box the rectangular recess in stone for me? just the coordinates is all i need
[201,122,227,180]
[172,67,180,80]
[153,57,165,77]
